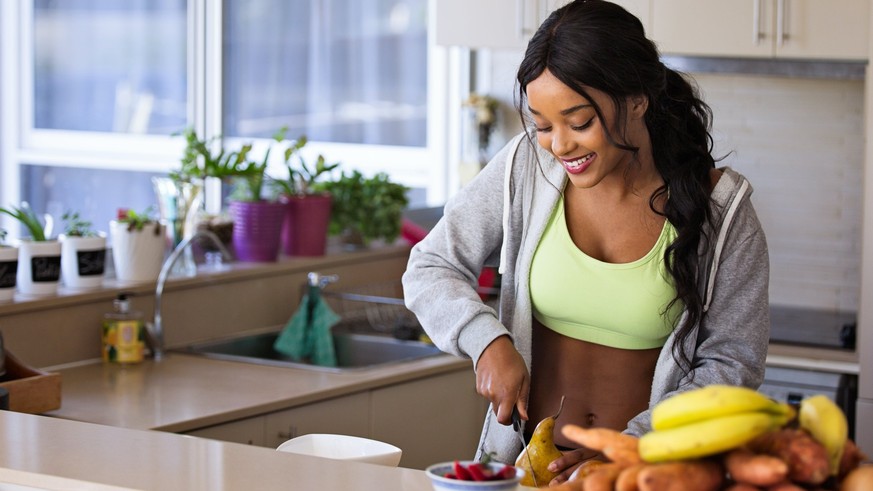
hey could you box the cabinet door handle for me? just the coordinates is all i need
[753,0,764,45]
[276,425,297,441]
[517,0,539,39]
[776,0,789,46]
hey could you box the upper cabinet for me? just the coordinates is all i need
[436,0,867,61]
[435,0,572,50]
[652,0,869,60]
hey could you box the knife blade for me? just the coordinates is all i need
[512,406,539,487]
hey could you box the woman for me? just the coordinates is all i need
[402,0,770,485]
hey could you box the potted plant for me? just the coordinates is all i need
[59,211,107,290]
[0,229,17,301]
[270,132,340,256]
[109,207,165,285]
[313,170,409,249]
[227,128,290,262]
[0,203,61,296]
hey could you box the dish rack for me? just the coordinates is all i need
[321,282,423,340]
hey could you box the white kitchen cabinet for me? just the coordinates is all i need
[653,0,868,60]
[436,0,572,50]
[264,392,371,450]
[370,369,486,470]
[184,416,266,446]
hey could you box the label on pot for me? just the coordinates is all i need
[77,249,106,276]
[0,260,17,288]
[30,255,61,282]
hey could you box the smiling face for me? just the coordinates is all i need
[526,69,650,190]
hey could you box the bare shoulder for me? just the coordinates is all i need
[709,168,723,193]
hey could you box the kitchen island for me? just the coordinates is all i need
[0,410,453,490]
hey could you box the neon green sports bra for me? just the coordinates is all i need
[530,198,682,350]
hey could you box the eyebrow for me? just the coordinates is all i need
[527,103,592,116]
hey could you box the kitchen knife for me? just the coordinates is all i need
[512,406,539,487]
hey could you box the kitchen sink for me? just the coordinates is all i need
[174,329,443,372]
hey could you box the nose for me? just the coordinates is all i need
[551,128,575,157]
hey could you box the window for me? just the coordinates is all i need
[0,0,449,242]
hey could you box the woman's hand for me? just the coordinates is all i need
[475,335,530,426]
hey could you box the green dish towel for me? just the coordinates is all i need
[273,287,340,367]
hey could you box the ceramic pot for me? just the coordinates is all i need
[280,193,332,257]
[229,200,286,262]
[60,233,107,290]
[16,240,62,296]
[110,220,165,284]
[0,246,18,302]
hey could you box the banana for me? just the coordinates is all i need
[798,394,848,476]
[651,384,791,431]
[639,411,789,463]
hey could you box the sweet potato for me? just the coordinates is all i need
[766,481,806,491]
[839,439,869,479]
[582,462,623,491]
[615,463,647,491]
[841,464,873,491]
[726,484,763,491]
[636,460,724,491]
[604,445,644,467]
[562,425,639,452]
[724,447,788,486]
[724,484,763,491]
[747,428,829,485]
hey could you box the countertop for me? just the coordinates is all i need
[0,410,449,490]
[44,351,470,433]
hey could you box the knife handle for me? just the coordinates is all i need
[511,406,523,432]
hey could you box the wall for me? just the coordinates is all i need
[480,52,864,313]
[0,245,412,369]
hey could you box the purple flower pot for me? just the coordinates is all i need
[229,200,287,262]
[280,194,332,257]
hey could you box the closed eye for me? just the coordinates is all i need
[571,117,595,131]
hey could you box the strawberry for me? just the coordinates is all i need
[493,464,516,480]
[467,462,489,481]
[453,460,473,481]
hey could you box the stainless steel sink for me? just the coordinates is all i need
[175,329,442,372]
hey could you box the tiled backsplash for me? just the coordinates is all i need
[696,74,864,312]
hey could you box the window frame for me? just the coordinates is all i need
[0,0,455,237]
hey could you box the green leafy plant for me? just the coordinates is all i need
[313,170,409,246]
[172,127,252,182]
[61,211,97,237]
[229,127,290,202]
[116,207,162,235]
[0,203,48,241]
[270,132,340,196]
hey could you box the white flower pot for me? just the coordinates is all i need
[60,233,107,290]
[110,220,165,285]
[0,246,18,302]
[16,240,62,296]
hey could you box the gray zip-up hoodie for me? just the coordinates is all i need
[402,132,770,463]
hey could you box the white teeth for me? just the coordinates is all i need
[566,153,593,168]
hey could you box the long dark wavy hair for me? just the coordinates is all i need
[516,0,717,373]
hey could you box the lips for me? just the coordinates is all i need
[561,153,595,175]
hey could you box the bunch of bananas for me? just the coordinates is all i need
[639,385,795,463]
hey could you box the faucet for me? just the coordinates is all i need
[147,230,233,361]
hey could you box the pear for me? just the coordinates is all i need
[515,396,565,487]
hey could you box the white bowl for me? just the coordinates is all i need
[276,434,402,466]
[425,461,524,491]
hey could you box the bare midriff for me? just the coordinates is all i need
[526,317,662,456]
